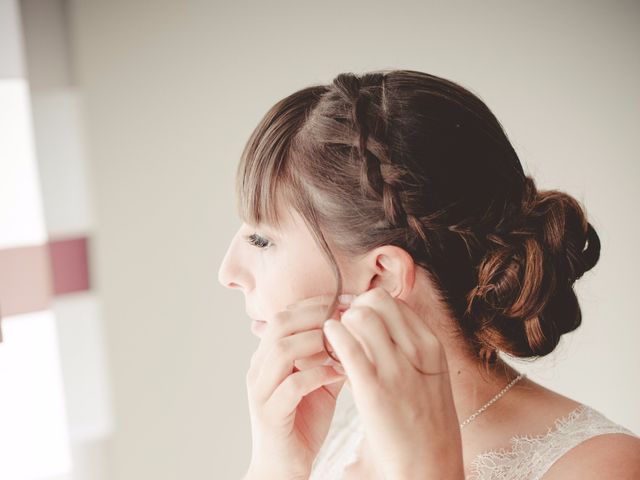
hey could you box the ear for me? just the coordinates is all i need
[365,245,416,299]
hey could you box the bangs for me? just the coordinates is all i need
[235,124,296,231]
[235,87,324,231]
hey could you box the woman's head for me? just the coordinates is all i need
[221,69,600,369]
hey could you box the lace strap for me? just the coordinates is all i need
[468,404,638,480]
[532,405,636,479]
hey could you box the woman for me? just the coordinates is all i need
[218,70,639,479]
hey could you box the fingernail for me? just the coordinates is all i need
[338,294,354,304]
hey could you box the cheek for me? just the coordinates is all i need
[263,249,337,310]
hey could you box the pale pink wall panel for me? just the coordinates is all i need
[49,236,91,295]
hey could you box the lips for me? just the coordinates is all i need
[247,314,267,324]
[251,319,268,335]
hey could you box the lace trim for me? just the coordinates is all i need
[467,403,637,480]
[310,395,638,480]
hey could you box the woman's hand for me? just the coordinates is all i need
[244,295,349,480]
[323,287,465,480]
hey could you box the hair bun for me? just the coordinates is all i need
[465,176,601,361]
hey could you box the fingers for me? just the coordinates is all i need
[285,294,351,321]
[265,366,346,420]
[285,294,336,310]
[263,302,345,341]
[293,351,347,400]
[252,297,350,369]
[293,350,331,371]
[248,295,352,404]
[252,305,333,369]
[285,293,352,311]
[322,373,348,400]
[322,319,376,392]
[350,288,419,351]
[253,329,327,403]
[339,306,400,378]
[264,306,327,340]
[349,288,444,375]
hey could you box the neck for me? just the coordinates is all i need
[445,352,523,426]
[405,272,526,426]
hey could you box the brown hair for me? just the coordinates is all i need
[235,69,600,370]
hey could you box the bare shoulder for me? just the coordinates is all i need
[543,432,640,479]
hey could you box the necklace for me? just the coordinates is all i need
[459,372,526,430]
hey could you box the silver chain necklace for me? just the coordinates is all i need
[459,372,526,430]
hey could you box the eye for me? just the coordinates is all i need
[245,233,272,249]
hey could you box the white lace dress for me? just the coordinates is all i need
[309,387,637,480]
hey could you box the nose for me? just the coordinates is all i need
[217,233,248,291]
[218,272,241,290]
[217,250,238,290]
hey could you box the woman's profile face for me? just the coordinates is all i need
[217,207,348,338]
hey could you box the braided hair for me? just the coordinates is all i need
[236,69,601,371]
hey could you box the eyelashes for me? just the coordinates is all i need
[245,233,272,249]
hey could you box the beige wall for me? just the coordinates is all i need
[67,0,640,478]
